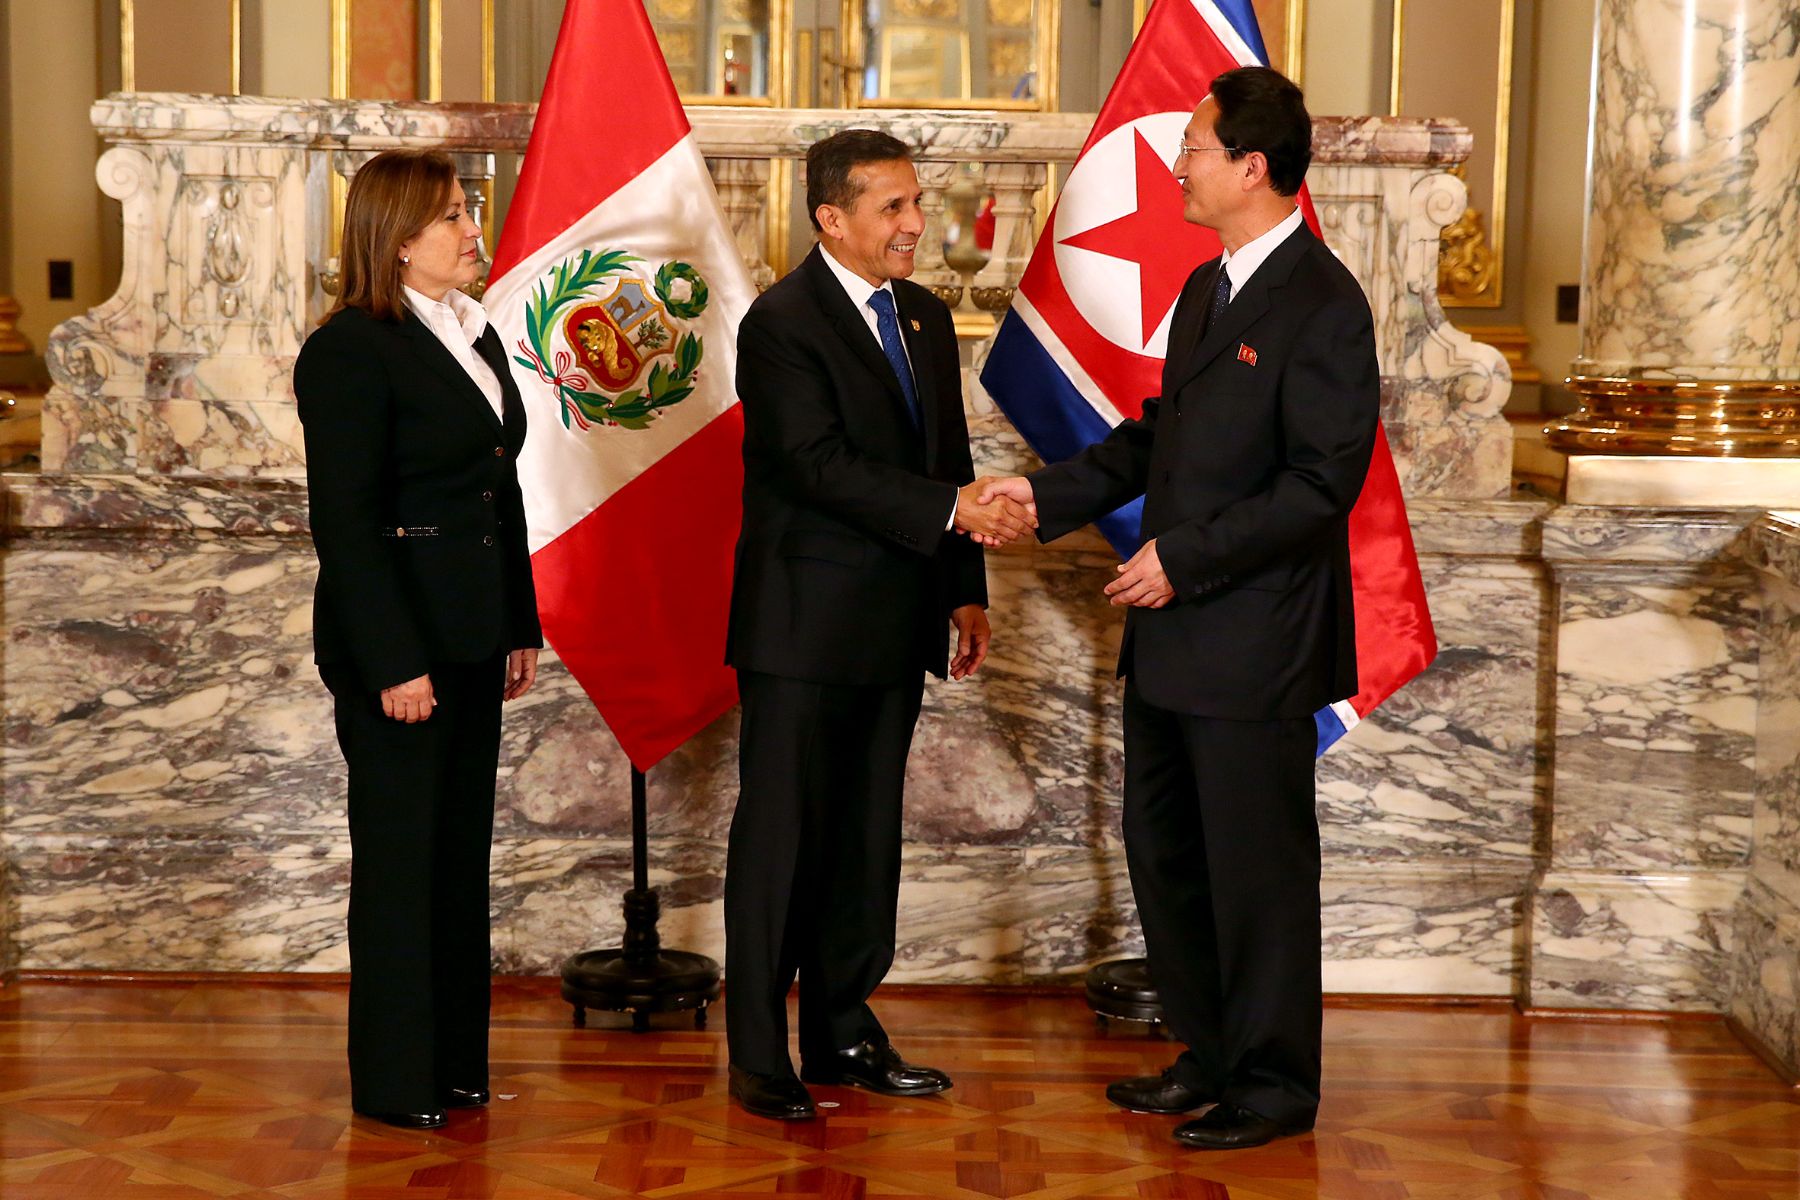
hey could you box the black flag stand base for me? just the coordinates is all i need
[560,767,721,1032]
[1085,957,1166,1030]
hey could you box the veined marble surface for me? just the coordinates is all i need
[1530,507,1764,1011]
[1728,516,1800,1077]
[1531,870,1742,1011]
[1,472,1548,993]
[1579,0,1800,380]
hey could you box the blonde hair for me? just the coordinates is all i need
[329,148,457,323]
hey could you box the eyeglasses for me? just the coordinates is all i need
[1175,140,1240,161]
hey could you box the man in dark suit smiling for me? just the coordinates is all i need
[722,130,1036,1120]
[983,68,1380,1149]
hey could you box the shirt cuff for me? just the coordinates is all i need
[945,492,958,531]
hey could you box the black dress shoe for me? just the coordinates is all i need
[442,1087,489,1109]
[800,1039,952,1096]
[728,1066,816,1120]
[356,1108,447,1130]
[1172,1102,1311,1150]
[1105,1068,1212,1114]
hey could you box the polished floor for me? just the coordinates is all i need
[0,977,1795,1199]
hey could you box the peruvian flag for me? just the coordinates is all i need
[980,0,1437,752]
[486,0,753,770]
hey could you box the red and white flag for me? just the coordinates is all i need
[486,0,751,770]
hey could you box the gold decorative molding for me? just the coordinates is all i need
[427,0,443,101]
[481,0,495,102]
[1438,166,1497,303]
[0,296,31,355]
[1284,0,1306,84]
[1546,376,1800,457]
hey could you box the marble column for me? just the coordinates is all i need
[1547,0,1800,504]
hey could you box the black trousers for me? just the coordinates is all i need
[724,668,925,1076]
[320,655,505,1113]
[1122,679,1322,1127]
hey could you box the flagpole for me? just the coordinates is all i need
[560,767,722,1032]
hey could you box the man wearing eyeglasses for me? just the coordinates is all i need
[980,67,1380,1149]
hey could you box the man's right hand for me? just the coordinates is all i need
[956,476,1037,546]
[381,673,436,722]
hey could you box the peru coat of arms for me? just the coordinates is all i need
[514,249,711,431]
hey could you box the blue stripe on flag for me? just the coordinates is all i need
[983,314,1145,556]
[1210,0,1271,64]
[1313,705,1348,756]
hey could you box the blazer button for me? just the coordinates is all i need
[494,446,505,457]
[483,534,495,547]
[482,490,494,502]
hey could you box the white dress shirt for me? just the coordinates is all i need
[1217,205,1305,303]
[816,246,957,531]
[402,284,505,423]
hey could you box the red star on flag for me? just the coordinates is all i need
[1058,128,1218,347]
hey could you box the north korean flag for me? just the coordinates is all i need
[980,0,1437,752]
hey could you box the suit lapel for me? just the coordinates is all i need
[474,326,524,442]
[803,247,911,414]
[1164,259,1223,397]
[1168,223,1313,395]
[402,308,505,436]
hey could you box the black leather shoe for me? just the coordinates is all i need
[1105,1068,1212,1114]
[729,1066,816,1120]
[357,1108,447,1130]
[1172,1103,1311,1150]
[800,1039,952,1096]
[442,1087,489,1109]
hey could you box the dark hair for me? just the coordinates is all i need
[804,129,912,231]
[330,148,458,323]
[1209,66,1312,197]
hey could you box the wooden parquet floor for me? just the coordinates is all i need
[0,978,1794,1199]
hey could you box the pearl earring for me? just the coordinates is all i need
[401,255,411,265]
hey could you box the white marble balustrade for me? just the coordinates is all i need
[42,94,1510,500]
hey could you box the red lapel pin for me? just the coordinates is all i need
[1237,343,1258,366]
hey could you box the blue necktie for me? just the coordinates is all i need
[1203,265,1233,333]
[866,290,921,426]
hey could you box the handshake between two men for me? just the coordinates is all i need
[952,476,1175,610]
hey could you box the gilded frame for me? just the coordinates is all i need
[842,0,1060,111]
[1392,0,1513,307]
[120,0,243,94]
[671,0,794,108]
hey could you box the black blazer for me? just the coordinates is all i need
[726,246,987,686]
[294,303,543,693]
[1032,223,1379,720]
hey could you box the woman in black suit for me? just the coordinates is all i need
[294,148,542,1130]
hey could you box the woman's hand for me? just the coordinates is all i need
[505,648,539,701]
[381,673,436,722]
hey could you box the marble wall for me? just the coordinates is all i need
[0,466,1555,992]
[1730,515,1800,1077]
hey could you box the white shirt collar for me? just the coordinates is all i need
[818,244,896,314]
[1219,206,1304,298]
[402,284,489,345]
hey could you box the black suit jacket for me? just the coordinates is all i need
[726,246,987,686]
[294,303,543,693]
[1031,223,1379,720]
